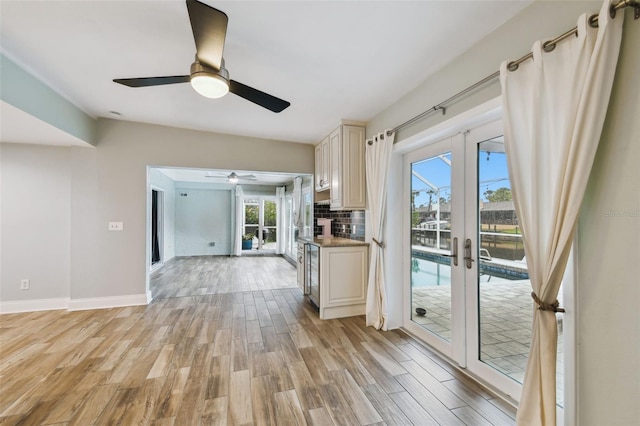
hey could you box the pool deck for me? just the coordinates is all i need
[411,247,564,405]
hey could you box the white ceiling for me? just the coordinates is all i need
[0,0,531,146]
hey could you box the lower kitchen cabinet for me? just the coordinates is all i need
[319,244,368,320]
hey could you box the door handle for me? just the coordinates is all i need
[464,238,474,269]
[443,237,458,266]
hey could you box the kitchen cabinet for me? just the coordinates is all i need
[314,136,330,192]
[315,123,366,209]
[330,124,366,210]
[320,244,368,319]
[300,237,368,320]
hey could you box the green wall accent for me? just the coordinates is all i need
[0,53,97,145]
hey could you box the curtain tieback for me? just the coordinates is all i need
[531,292,565,313]
[372,238,384,248]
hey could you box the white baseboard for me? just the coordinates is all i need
[67,293,150,311]
[0,293,150,314]
[0,298,69,314]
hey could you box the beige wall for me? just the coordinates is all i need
[1,143,71,302]
[576,11,640,425]
[72,119,314,299]
[1,119,314,304]
[367,1,638,424]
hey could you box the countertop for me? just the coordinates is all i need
[298,236,369,248]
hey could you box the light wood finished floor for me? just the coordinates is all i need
[151,256,298,299]
[0,256,516,425]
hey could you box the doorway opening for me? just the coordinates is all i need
[150,187,164,271]
[243,197,277,253]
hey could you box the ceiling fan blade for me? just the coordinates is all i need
[113,76,190,87]
[229,80,290,113]
[186,0,228,71]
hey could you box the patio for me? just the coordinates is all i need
[411,277,564,405]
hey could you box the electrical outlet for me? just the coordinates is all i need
[209,242,216,247]
[20,279,30,290]
[108,222,124,231]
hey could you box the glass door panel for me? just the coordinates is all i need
[410,152,454,342]
[244,201,259,251]
[474,135,564,406]
[243,198,277,252]
[263,200,277,250]
[476,137,532,382]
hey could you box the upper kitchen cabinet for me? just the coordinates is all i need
[330,124,366,210]
[314,136,330,192]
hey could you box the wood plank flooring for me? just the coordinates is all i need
[151,256,298,299]
[0,256,516,425]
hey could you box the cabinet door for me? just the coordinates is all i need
[321,246,368,308]
[321,136,330,190]
[315,137,330,191]
[329,127,342,208]
[297,244,305,291]
[315,143,323,191]
[342,125,366,209]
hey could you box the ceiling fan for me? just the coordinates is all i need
[112,0,290,113]
[206,172,257,183]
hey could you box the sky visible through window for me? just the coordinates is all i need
[411,145,511,207]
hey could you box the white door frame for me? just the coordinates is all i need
[462,118,523,402]
[402,134,466,365]
[242,195,278,252]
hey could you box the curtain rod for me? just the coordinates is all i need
[387,0,639,137]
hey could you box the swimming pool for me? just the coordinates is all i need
[411,258,451,287]
[411,249,529,287]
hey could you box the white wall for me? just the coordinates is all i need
[149,168,176,262]
[175,188,232,256]
[367,1,639,424]
[0,143,71,303]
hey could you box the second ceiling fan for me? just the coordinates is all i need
[113,0,290,113]
[206,172,256,183]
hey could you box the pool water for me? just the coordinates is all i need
[411,257,507,287]
[411,258,451,287]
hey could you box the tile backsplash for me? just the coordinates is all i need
[314,203,365,241]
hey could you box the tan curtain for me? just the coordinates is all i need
[233,185,244,256]
[365,130,395,330]
[500,1,623,424]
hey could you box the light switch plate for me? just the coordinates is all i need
[108,222,124,231]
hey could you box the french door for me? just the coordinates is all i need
[404,119,533,402]
[243,197,277,252]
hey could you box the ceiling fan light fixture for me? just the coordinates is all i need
[190,62,229,99]
[190,73,229,99]
[227,172,239,183]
